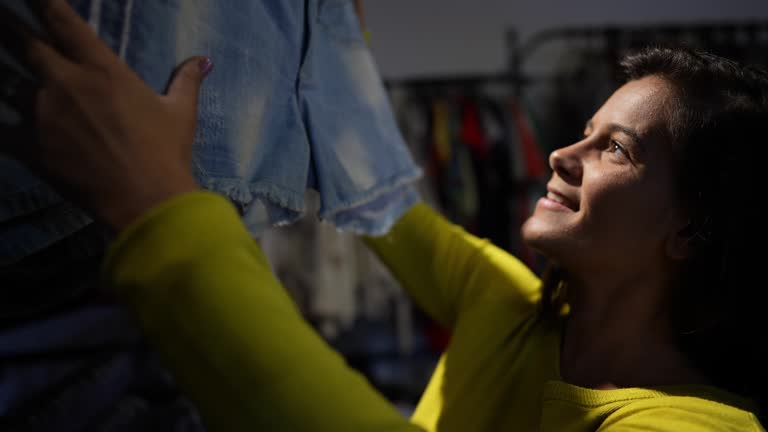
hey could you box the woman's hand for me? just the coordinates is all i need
[0,0,211,229]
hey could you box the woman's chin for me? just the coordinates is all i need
[521,217,567,258]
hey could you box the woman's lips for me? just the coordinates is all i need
[538,191,578,212]
[537,196,574,212]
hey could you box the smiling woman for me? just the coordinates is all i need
[0,0,766,430]
[532,49,768,414]
[524,75,683,269]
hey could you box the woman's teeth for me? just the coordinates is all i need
[547,192,566,205]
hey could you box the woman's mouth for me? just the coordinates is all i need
[538,190,579,212]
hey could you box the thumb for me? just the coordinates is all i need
[165,56,213,115]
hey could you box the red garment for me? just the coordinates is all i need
[509,102,547,179]
[460,99,490,159]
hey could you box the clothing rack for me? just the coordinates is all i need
[510,21,768,90]
[386,20,768,92]
[514,20,768,59]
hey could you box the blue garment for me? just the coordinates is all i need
[300,0,420,233]
[0,0,420,266]
[0,306,206,432]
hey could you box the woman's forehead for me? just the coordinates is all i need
[596,77,674,132]
[592,76,678,155]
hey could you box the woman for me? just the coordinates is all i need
[2,1,765,430]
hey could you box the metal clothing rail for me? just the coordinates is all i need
[507,20,768,94]
[385,20,768,91]
[513,20,768,62]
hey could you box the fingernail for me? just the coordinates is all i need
[199,57,214,76]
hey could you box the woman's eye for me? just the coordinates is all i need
[609,140,627,156]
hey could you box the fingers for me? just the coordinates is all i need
[0,6,73,80]
[29,0,113,65]
[165,57,213,120]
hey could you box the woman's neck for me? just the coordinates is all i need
[558,272,709,389]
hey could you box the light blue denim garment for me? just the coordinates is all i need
[0,0,420,266]
[120,0,421,234]
[114,0,312,232]
[299,0,421,234]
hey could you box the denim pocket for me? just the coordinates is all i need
[317,0,366,45]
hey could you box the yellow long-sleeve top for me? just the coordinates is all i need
[104,191,764,431]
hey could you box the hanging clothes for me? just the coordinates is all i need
[0,0,422,269]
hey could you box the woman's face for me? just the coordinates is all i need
[522,76,687,275]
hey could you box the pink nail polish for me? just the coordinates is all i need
[199,58,214,76]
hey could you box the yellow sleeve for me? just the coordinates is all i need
[365,203,542,328]
[104,191,423,432]
[597,405,764,432]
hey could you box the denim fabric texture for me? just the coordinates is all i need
[1,0,420,265]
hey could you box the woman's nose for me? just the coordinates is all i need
[549,145,583,185]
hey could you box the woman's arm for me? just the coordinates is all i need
[106,191,423,432]
[365,203,542,329]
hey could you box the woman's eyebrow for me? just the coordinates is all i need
[586,120,646,154]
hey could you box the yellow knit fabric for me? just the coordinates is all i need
[105,192,763,431]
